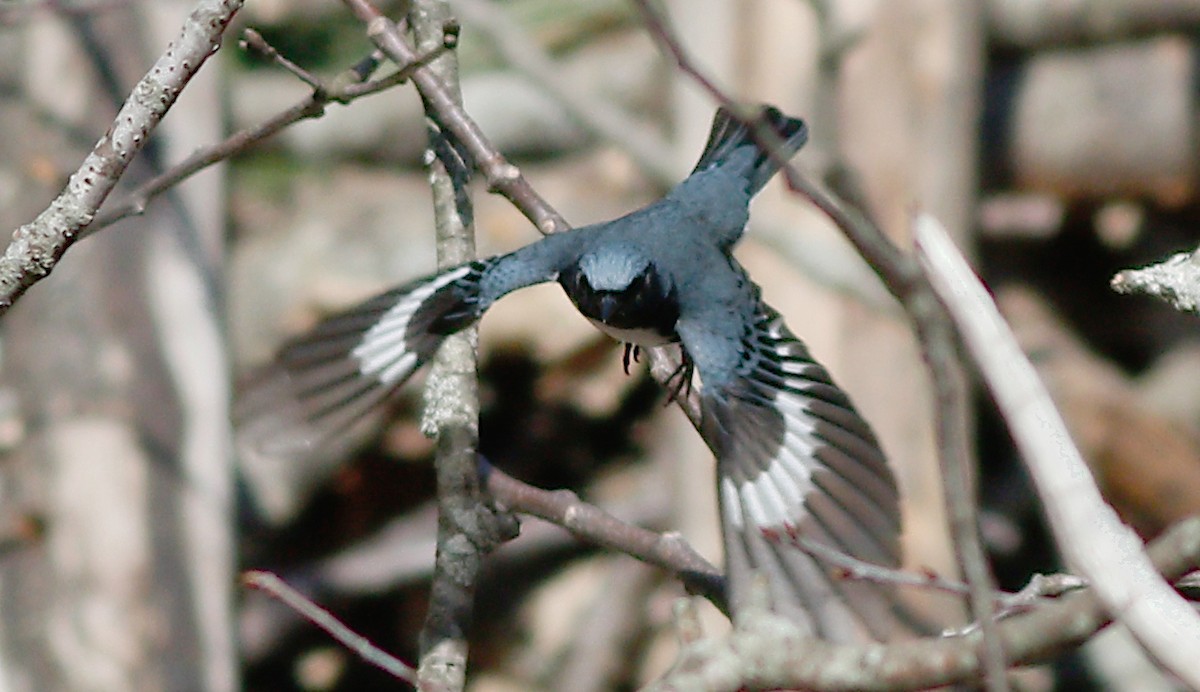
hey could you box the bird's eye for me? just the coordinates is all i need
[640,267,670,299]
[562,266,585,292]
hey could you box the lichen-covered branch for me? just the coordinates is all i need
[646,516,1200,691]
[0,0,243,314]
[1112,247,1200,316]
[405,2,518,690]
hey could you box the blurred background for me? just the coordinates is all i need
[2,0,1200,689]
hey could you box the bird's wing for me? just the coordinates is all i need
[677,301,911,642]
[236,259,492,461]
[237,231,584,463]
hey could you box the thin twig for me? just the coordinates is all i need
[340,0,570,236]
[242,570,419,686]
[791,535,1086,633]
[482,460,726,611]
[915,212,1200,690]
[240,28,324,90]
[645,516,1200,691]
[0,0,244,315]
[87,27,453,234]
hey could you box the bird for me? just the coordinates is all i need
[238,105,908,642]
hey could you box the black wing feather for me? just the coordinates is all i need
[684,302,910,641]
[236,260,487,460]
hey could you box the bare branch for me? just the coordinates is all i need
[1112,247,1200,316]
[341,0,570,236]
[87,27,453,234]
[915,212,1200,689]
[242,571,419,686]
[0,0,243,314]
[482,460,726,611]
[239,27,325,90]
[645,516,1200,691]
[790,535,1087,635]
[399,2,520,689]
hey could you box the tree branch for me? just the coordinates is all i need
[0,0,243,314]
[400,2,519,689]
[645,516,1200,691]
[915,212,1200,690]
[242,570,419,686]
[341,0,570,236]
[481,460,726,611]
[1111,246,1200,316]
[87,27,454,235]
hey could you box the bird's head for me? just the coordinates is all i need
[560,250,677,330]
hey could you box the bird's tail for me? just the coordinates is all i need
[690,105,808,196]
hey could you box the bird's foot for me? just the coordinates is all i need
[664,351,695,404]
[622,343,642,375]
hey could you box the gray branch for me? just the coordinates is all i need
[0,0,244,314]
[645,516,1200,691]
[1112,247,1200,316]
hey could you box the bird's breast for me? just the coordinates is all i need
[584,318,678,347]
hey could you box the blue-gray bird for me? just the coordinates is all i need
[239,106,907,642]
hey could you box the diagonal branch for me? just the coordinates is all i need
[243,571,419,686]
[915,213,1200,690]
[0,0,244,315]
[87,27,454,235]
[481,460,725,611]
[342,0,570,236]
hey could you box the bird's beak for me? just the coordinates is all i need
[598,294,619,322]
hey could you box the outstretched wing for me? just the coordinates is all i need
[678,301,910,642]
[235,231,585,521]
[236,259,491,460]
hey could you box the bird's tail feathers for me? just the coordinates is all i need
[691,105,808,195]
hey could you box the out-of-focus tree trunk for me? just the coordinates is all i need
[0,4,235,690]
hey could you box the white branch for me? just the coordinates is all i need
[914,212,1200,690]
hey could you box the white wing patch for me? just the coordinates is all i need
[699,302,905,640]
[353,264,475,383]
[720,476,743,529]
[237,262,482,464]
